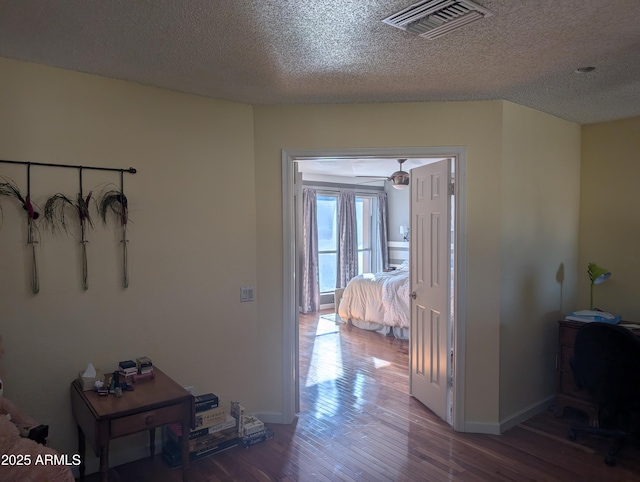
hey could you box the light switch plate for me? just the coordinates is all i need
[240,286,255,302]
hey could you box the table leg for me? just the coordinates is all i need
[77,424,86,481]
[181,420,190,481]
[149,427,155,458]
[99,446,109,482]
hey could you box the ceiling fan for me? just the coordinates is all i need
[357,159,410,190]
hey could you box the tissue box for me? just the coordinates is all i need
[78,368,102,391]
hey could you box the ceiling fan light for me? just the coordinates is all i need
[391,175,410,189]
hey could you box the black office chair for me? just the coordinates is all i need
[568,322,640,466]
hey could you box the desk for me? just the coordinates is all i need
[554,320,640,425]
[71,367,194,482]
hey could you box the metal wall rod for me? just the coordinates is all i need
[0,159,137,174]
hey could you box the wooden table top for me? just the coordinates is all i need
[72,367,193,420]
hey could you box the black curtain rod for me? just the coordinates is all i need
[0,159,136,174]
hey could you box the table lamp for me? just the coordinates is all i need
[588,262,611,310]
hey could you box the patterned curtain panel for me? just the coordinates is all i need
[377,192,389,270]
[301,187,320,313]
[336,190,358,288]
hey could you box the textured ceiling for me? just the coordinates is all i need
[1,0,639,125]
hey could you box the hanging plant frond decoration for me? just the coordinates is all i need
[98,185,130,288]
[98,189,128,226]
[44,193,74,233]
[0,176,40,221]
[77,191,93,227]
[1,174,41,294]
[44,192,94,234]
[1,160,137,294]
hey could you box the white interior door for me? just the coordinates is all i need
[409,159,451,422]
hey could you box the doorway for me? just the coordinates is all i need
[281,147,467,431]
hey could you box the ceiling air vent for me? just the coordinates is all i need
[382,0,493,40]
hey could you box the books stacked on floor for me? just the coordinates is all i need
[241,414,274,448]
[118,360,137,380]
[162,427,239,467]
[242,426,274,448]
[194,404,229,430]
[242,415,264,436]
[136,356,154,375]
[162,394,242,468]
[230,401,244,437]
[194,392,218,412]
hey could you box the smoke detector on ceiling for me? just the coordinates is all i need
[382,0,493,40]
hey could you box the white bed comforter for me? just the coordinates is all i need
[338,268,410,329]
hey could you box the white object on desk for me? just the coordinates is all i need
[565,310,621,323]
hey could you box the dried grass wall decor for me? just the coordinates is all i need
[0,159,136,293]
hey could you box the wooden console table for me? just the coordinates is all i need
[554,319,640,425]
[71,367,194,482]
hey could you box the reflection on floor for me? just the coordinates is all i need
[302,311,409,425]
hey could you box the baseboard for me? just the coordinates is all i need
[255,411,289,424]
[463,421,501,435]
[499,395,555,433]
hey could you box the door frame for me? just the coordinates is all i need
[281,146,467,432]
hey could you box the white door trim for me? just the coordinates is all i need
[281,147,467,432]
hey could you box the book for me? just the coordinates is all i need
[241,427,274,448]
[189,427,238,452]
[165,426,238,452]
[230,401,245,436]
[194,405,228,429]
[136,356,152,367]
[162,432,240,468]
[242,415,264,436]
[118,360,136,370]
[194,392,219,412]
[166,415,236,441]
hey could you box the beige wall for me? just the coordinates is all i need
[0,57,257,467]
[579,117,640,320]
[253,102,505,427]
[0,55,599,472]
[499,102,581,423]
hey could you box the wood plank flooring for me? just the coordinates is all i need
[84,311,640,481]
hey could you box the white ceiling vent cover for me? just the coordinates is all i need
[382,0,493,40]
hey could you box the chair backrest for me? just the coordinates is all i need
[570,322,640,425]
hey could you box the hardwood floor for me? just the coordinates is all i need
[84,311,640,481]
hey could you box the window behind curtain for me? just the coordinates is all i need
[317,194,338,294]
[357,196,373,277]
[317,192,376,294]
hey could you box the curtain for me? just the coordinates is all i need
[336,190,358,288]
[376,192,389,270]
[301,187,320,313]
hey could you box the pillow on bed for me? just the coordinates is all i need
[398,260,409,269]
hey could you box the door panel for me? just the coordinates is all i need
[410,159,450,421]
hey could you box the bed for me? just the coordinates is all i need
[337,266,410,339]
